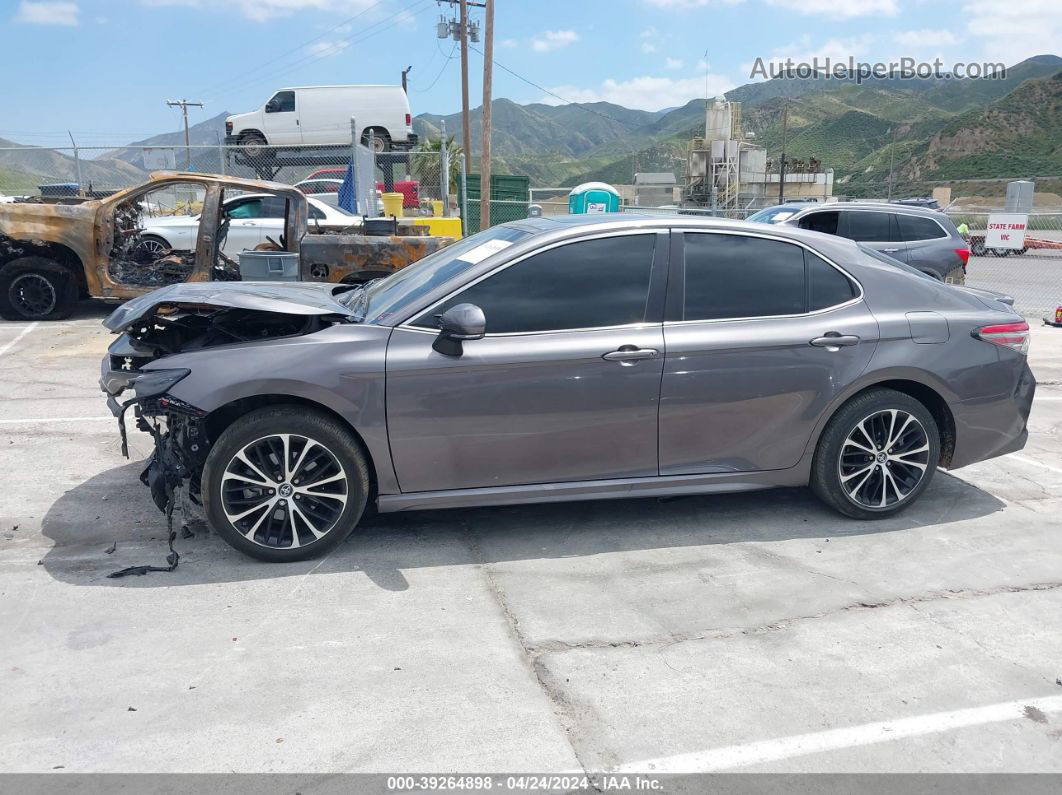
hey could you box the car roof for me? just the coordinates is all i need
[791,201,946,218]
[499,213,867,255]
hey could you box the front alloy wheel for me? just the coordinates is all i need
[203,406,370,561]
[221,434,348,550]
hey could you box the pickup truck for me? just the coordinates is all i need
[0,171,453,321]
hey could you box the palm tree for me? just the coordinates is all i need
[411,135,464,196]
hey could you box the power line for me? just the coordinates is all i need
[195,0,389,100]
[416,41,458,93]
[201,0,433,102]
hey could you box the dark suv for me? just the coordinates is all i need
[748,203,969,283]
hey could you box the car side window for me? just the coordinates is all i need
[259,196,289,218]
[267,91,295,113]
[682,233,805,320]
[897,214,947,241]
[798,211,839,235]
[412,234,657,334]
[845,211,893,242]
[807,252,856,311]
[226,199,262,219]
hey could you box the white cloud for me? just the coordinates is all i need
[140,0,378,23]
[963,0,1060,65]
[641,42,657,54]
[665,57,684,70]
[764,0,897,17]
[531,29,579,53]
[14,1,79,25]
[308,40,349,57]
[742,34,876,77]
[540,73,735,111]
[500,38,518,48]
[894,29,958,47]
[642,0,744,7]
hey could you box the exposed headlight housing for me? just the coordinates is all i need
[132,369,191,400]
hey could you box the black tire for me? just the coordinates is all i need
[811,388,940,520]
[362,130,391,153]
[238,132,269,158]
[970,239,986,256]
[202,406,370,562]
[0,257,79,321]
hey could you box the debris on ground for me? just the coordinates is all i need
[104,541,117,555]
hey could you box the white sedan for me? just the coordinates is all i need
[138,193,356,257]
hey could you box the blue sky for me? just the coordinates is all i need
[3,0,1058,147]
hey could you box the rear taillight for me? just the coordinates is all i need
[405,113,411,126]
[955,248,970,269]
[974,321,1030,355]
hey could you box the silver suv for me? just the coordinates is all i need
[748,203,970,283]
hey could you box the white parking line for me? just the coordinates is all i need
[0,416,113,425]
[616,694,1062,773]
[1008,454,1062,476]
[0,322,38,357]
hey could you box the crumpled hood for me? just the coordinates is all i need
[103,281,356,331]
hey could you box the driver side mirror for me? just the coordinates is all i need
[432,303,485,356]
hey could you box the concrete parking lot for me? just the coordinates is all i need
[1,303,1061,776]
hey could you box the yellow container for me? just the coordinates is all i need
[430,200,444,217]
[381,192,404,218]
[410,217,464,240]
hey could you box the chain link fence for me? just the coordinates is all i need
[0,142,453,219]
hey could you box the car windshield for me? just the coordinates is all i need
[748,207,796,224]
[340,225,532,322]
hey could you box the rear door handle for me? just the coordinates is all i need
[603,345,660,363]
[810,333,860,348]
[882,247,900,253]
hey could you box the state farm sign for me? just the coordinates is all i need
[985,214,1028,249]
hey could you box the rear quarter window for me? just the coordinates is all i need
[897,214,948,241]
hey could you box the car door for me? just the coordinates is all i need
[385,230,669,493]
[896,212,951,278]
[840,210,908,262]
[261,90,301,145]
[221,197,266,255]
[658,230,879,475]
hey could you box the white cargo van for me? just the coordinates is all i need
[225,85,417,154]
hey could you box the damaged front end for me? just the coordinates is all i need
[100,282,358,520]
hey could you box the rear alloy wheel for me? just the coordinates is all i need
[0,257,79,321]
[203,407,369,561]
[811,388,939,519]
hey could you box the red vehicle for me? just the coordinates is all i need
[305,169,420,209]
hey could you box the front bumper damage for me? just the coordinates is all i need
[100,361,208,511]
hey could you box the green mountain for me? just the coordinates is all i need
[414,54,1062,192]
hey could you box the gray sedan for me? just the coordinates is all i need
[100,215,1035,561]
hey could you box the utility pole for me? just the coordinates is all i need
[777,98,789,205]
[459,0,471,173]
[886,124,899,201]
[479,0,494,229]
[401,65,412,93]
[167,98,204,170]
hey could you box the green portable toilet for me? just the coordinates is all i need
[568,182,621,214]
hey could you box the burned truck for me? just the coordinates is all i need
[0,171,453,321]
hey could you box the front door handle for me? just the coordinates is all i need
[881,247,900,253]
[603,345,660,363]
[810,333,860,348]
